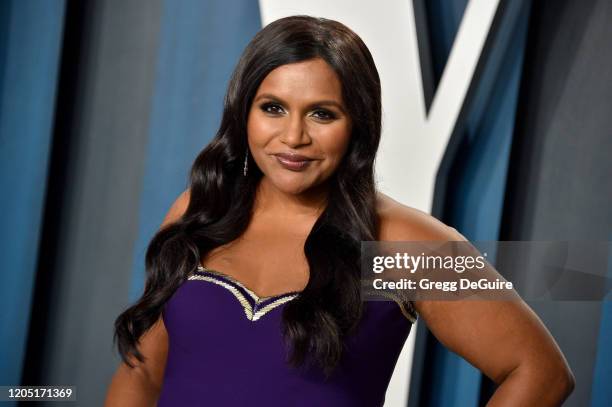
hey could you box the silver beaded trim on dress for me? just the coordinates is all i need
[188,266,299,321]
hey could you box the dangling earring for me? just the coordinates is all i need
[243,149,249,177]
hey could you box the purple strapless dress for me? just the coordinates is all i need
[158,265,417,406]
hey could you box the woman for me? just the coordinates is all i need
[104,15,574,406]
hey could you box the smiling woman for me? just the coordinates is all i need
[104,15,574,407]
[247,57,352,198]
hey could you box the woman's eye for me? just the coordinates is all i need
[312,109,335,120]
[261,103,284,114]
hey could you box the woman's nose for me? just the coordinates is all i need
[280,115,311,146]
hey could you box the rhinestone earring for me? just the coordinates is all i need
[243,149,249,177]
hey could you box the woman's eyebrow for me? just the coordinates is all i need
[254,93,346,113]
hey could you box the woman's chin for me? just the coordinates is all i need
[268,175,313,195]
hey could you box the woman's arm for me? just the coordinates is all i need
[104,317,168,406]
[378,198,575,406]
[415,227,575,406]
[415,297,574,406]
[104,189,191,406]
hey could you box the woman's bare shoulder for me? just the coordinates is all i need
[375,191,465,241]
[160,188,191,228]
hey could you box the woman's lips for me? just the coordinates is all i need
[273,154,313,171]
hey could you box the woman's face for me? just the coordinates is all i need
[247,57,352,196]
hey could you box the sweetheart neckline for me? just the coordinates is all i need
[195,265,303,302]
[191,266,417,323]
[189,265,301,322]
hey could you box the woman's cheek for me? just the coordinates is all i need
[259,116,279,132]
[248,111,275,135]
[325,129,351,157]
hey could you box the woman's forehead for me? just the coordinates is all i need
[255,58,343,103]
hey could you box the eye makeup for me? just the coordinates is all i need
[259,102,337,121]
[260,102,284,115]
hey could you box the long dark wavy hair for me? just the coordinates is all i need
[114,15,382,378]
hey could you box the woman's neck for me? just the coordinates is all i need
[253,176,328,219]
